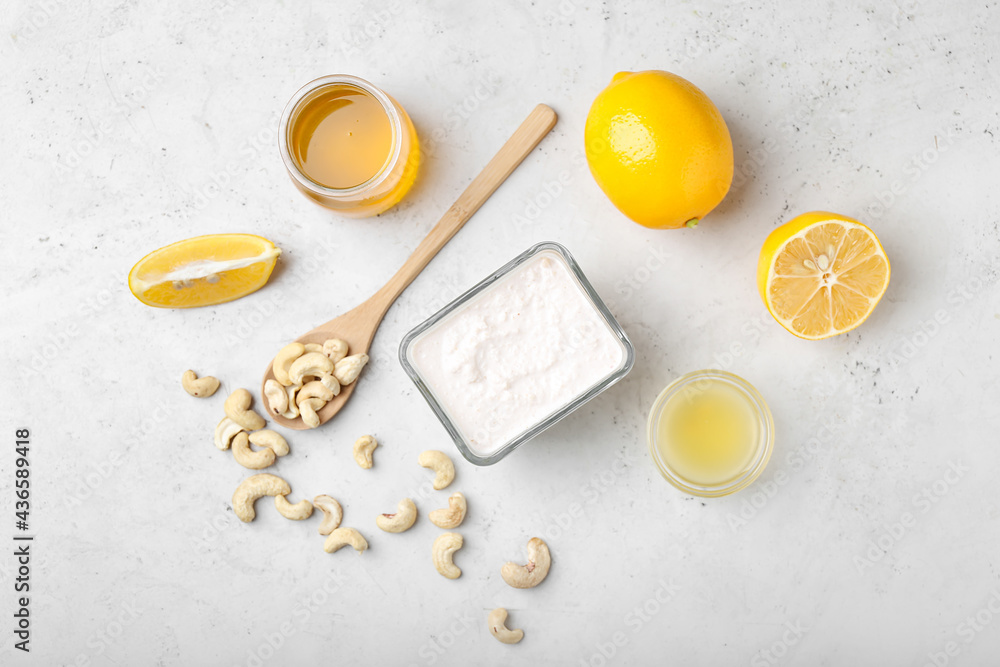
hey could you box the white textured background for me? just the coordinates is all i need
[2,1,999,665]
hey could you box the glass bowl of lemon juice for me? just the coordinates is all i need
[647,369,774,497]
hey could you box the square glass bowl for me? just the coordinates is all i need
[399,242,635,465]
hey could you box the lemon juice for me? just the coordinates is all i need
[648,370,773,496]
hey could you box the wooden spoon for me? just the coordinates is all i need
[262,103,558,430]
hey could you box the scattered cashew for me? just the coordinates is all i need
[304,343,324,354]
[273,342,305,386]
[488,608,524,645]
[324,527,368,553]
[429,492,467,529]
[333,353,369,385]
[298,397,325,429]
[232,473,291,522]
[263,379,288,415]
[224,388,266,431]
[419,450,456,490]
[432,532,463,579]
[313,495,343,535]
[297,380,334,405]
[274,494,313,520]
[501,538,551,589]
[181,370,220,398]
[288,352,335,386]
[280,385,302,419]
[248,430,289,457]
[317,372,341,396]
[323,338,349,364]
[213,417,244,451]
[231,431,276,470]
[376,498,417,533]
[353,435,378,469]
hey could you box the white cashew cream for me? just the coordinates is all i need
[409,251,625,455]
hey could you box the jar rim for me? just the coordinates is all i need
[646,369,774,497]
[277,74,404,198]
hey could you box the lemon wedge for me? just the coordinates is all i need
[128,234,281,309]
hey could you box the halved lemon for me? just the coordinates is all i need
[128,234,281,308]
[757,212,890,340]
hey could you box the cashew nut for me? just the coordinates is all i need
[296,380,334,405]
[429,492,467,529]
[213,417,244,451]
[272,342,305,387]
[353,435,378,469]
[263,379,288,415]
[324,527,368,553]
[224,388,266,431]
[298,397,325,429]
[317,372,341,396]
[313,495,343,535]
[323,338,349,364]
[488,608,524,645]
[376,498,417,533]
[304,343,324,354]
[181,370,219,398]
[274,494,313,520]
[432,532,463,579]
[288,352,335,386]
[231,431,276,470]
[333,353,369,385]
[232,473,291,522]
[280,385,301,419]
[419,450,455,490]
[501,537,551,589]
[248,430,289,457]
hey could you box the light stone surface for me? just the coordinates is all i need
[2,0,999,665]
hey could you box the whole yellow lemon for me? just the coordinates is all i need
[585,71,734,229]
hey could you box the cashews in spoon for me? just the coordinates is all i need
[432,532,463,579]
[298,397,325,429]
[280,385,301,420]
[419,450,455,490]
[501,537,551,589]
[376,498,417,533]
[224,388,266,431]
[297,380,334,405]
[214,417,244,451]
[182,370,220,398]
[324,527,368,554]
[274,494,313,520]
[353,435,378,469]
[272,343,305,387]
[313,495,343,535]
[288,352,335,386]
[263,379,288,415]
[429,492,467,529]
[231,432,276,470]
[322,338,349,364]
[333,353,369,385]
[488,608,524,645]
[248,430,289,457]
[317,372,341,396]
[232,474,291,522]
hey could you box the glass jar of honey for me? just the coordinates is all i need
[278,75,419,217]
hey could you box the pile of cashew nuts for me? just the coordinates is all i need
[185,370,547,646]
[264,338,369,428]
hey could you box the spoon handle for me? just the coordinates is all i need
[371,103,558,313]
